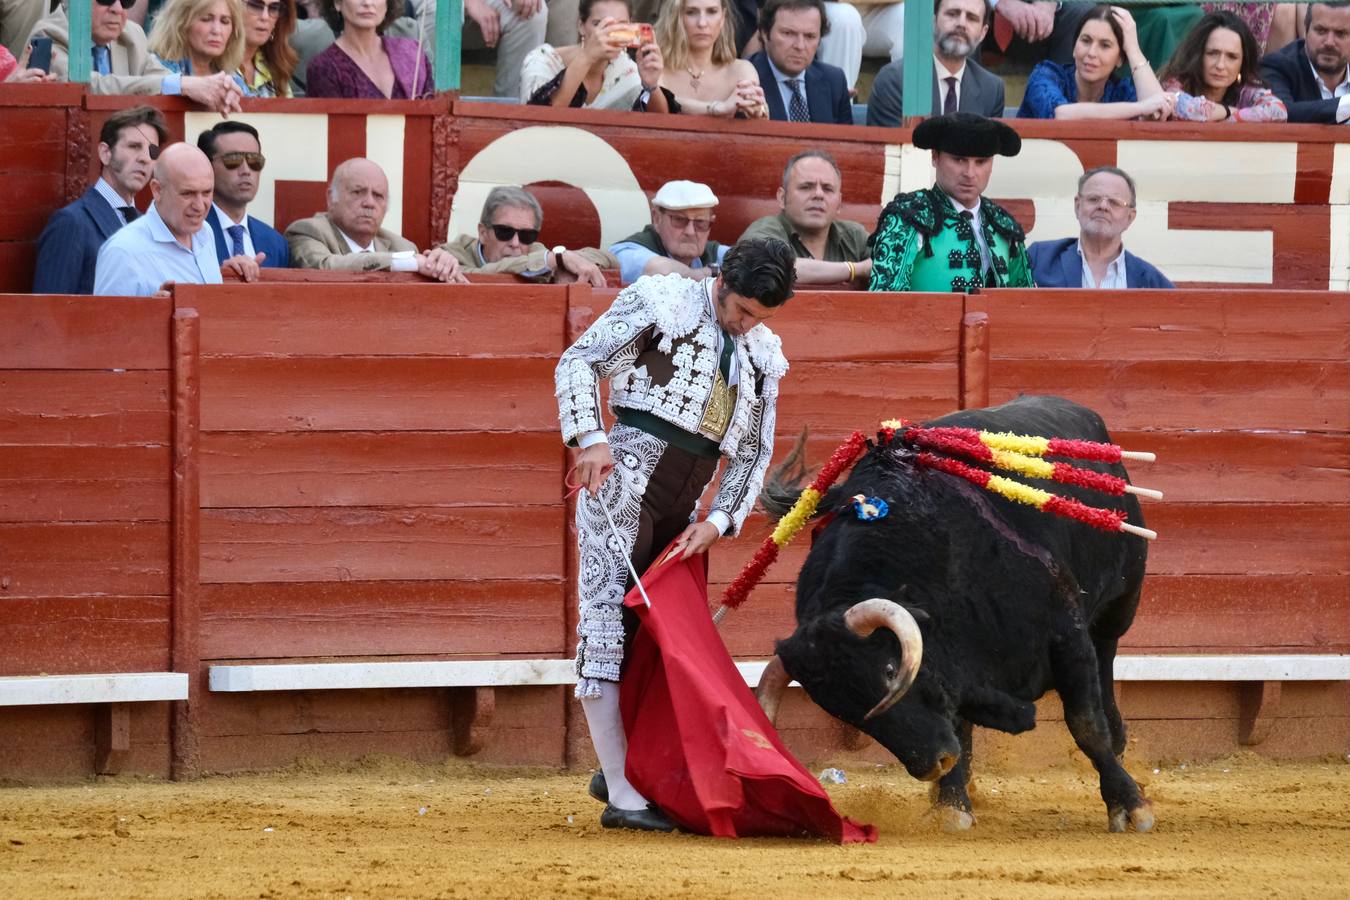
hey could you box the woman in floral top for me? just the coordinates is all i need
[521,0,672,113]
[1158,10,1288,122]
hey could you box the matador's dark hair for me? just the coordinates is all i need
[720,238,797,307]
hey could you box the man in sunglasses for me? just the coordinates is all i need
[198,121,290,271]
[287,157,467,282]
[27,0,243,115]
[609,181,728,286]
[33,105,168,294]
[442,186,616,286]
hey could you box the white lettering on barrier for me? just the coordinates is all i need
[1330,144,1350,291]
[448,126,650,248]
[185,111,330,229]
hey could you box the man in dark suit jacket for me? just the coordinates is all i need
[868,0,1005,126]
[32,105,167,294]
[1259,3,1350,125]
[198,121,290,269]
[750,0,852,125]
[1028,166,1174,290]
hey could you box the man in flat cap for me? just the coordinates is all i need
[609,181,729,285]
[869,112,1034,292]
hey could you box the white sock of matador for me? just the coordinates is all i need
[581,680,650,811]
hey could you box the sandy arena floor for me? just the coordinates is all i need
[2,754,1347,899]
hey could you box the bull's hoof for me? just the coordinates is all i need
[1107,801,1155,834]
[924,804,976,832]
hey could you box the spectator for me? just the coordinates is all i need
[1260,1,1350,124]
[520,0,671,111]
[416,0,546,99]
[27,0,242,113]
[656,0,768,118]
[33,105,168,294]
[2,0,46,58]
[815,1,905,93]
[442,185,617,286]
[307,0,431,99]
[868,0,1005,125]
[1027,166,1174,289]
[1159,10,1288,121]
[286,158,467,280]
[1018,5,1172,120]
[739,150,871,285]
[148,0,247,89]
[609,179,727,284]
[868,112,1033,292]
[94,144,261,296]
[748,0,851,125]
[238,0,298,95]
[198,121,290,270]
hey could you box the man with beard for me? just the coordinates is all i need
[199,121,290,270]
[867,0,1005,126]
[33,105,168,294]
[1027,167,1173,289]
[868,112,1032,292]
[739,149,872,285]
[1260,1,1350,125]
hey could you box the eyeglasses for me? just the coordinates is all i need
[244,0,285,17]
[94,0,137,8]
[1078,194,1133,211]
[661,211,714,233]
[489,224,539,244]
[216,151,266,172]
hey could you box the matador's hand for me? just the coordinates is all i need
[576,442,614,496]
[672,520,720,560]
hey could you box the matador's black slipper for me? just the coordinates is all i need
[588,770,608,803]
[600,803,678,832]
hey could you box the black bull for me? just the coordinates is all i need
[757,395,1155,832]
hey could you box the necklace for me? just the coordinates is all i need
[685,64,704,91]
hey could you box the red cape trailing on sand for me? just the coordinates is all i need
[619,544,876,843]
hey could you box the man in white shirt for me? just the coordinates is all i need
[285,158,467,281]
[1260,2,1350,125]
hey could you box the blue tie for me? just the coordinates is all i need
[92,45,111,76]
[787,78,809,123]
[226,224,246,258]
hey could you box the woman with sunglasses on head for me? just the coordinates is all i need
[656,0,768,119]
[238,0,297,95]
[305,0,432,99]
[148,0,248,89]
[1157,10,1287,122]
[521,0,673,113]
[1018,5,1173,121]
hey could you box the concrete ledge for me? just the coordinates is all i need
[207,655,1350,693]
[0,673,189,706]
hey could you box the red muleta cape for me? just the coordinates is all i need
[619,545,877,843]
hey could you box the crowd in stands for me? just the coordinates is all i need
[5,0,1348,296]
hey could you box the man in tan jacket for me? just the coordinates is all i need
[287,158,466,282]
[27,1,241,113]
[442,186,615,287]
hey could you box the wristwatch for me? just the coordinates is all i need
[552,245,567,271]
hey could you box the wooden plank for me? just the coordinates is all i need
[0,596,172,675]
[1143,503,1349,576]
[0,370,171,444]
[171,307,202,778]
[774,361,960,435]
[769,293,962,362]
[0,243,36,294]
[0,106,69,241]
[0,673,187,706]
[199,357,561,432]
[178,284,566,358]
[1108,431,1350,504]
[200,506,565,584]
[208,659,576,691]
[0,445,169,522]
[0,295,171,369]
[985,360,1349,431]
[200,431,562,508]
[200,579,566,659]
[976,292,1350,361]
[0,522,170,597]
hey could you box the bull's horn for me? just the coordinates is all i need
[755,655,791,725]
[843,598,924,721]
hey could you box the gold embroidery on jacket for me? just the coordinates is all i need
[699,370,737,440]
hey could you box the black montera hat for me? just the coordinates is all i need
[913,112,1021,158]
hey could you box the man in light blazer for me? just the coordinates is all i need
[1258,2,1350,125]
[286,158,466,281]
[1027,167,1174,290]
[749,0,853,125]
[32,105,167,294]
[866,0,1005,127]
[27,1,240,113]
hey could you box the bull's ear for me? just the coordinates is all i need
[903,606,931,625]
